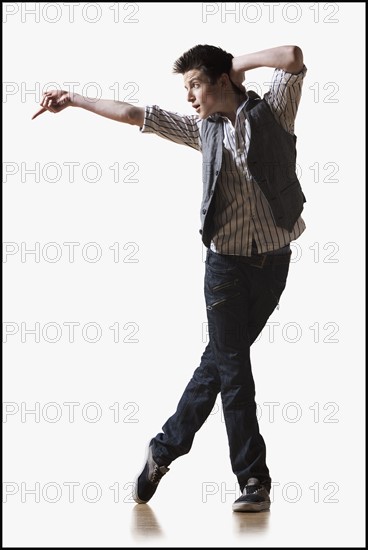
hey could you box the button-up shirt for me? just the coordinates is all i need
[140,65,307,256]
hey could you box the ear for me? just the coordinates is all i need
[219,73,231,88]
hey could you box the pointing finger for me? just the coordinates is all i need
[31,106,47,120]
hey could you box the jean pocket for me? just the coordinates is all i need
[205,250,239,275]
[205,273,241,311]
[212,278,240,292]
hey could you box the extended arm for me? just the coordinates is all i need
[32,90,144,126]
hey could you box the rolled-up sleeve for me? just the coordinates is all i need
[264,65,307,134]
[140,105,202,151]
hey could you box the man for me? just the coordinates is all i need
[33,44,307,512]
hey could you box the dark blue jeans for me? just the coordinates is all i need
[151,246,291,492]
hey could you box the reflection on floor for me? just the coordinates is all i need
[131,502,271,539]
[131,504,164,538]
[232,509,270,534]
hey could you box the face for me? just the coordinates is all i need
[183,69,224,119]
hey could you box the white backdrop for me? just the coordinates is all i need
[3,2,365,547]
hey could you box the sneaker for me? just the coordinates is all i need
[232,478,271,512]
[133,441,170,504]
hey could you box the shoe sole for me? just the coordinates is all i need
[132,488,147,505]
[232,501,270,512]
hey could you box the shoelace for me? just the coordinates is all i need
[245,484,263,495]
[151,465,167,484]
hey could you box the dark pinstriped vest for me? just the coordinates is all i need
[199,92,306,248]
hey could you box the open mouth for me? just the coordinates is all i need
[193,105,200,111]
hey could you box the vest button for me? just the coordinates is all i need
[215,170,219,175]
[202,208,207,215]
[199,229,203,234]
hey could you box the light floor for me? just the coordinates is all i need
[3,483,365,547]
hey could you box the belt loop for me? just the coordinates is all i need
[250,254,267,268]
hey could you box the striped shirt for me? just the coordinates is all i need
[140,65,307,256]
